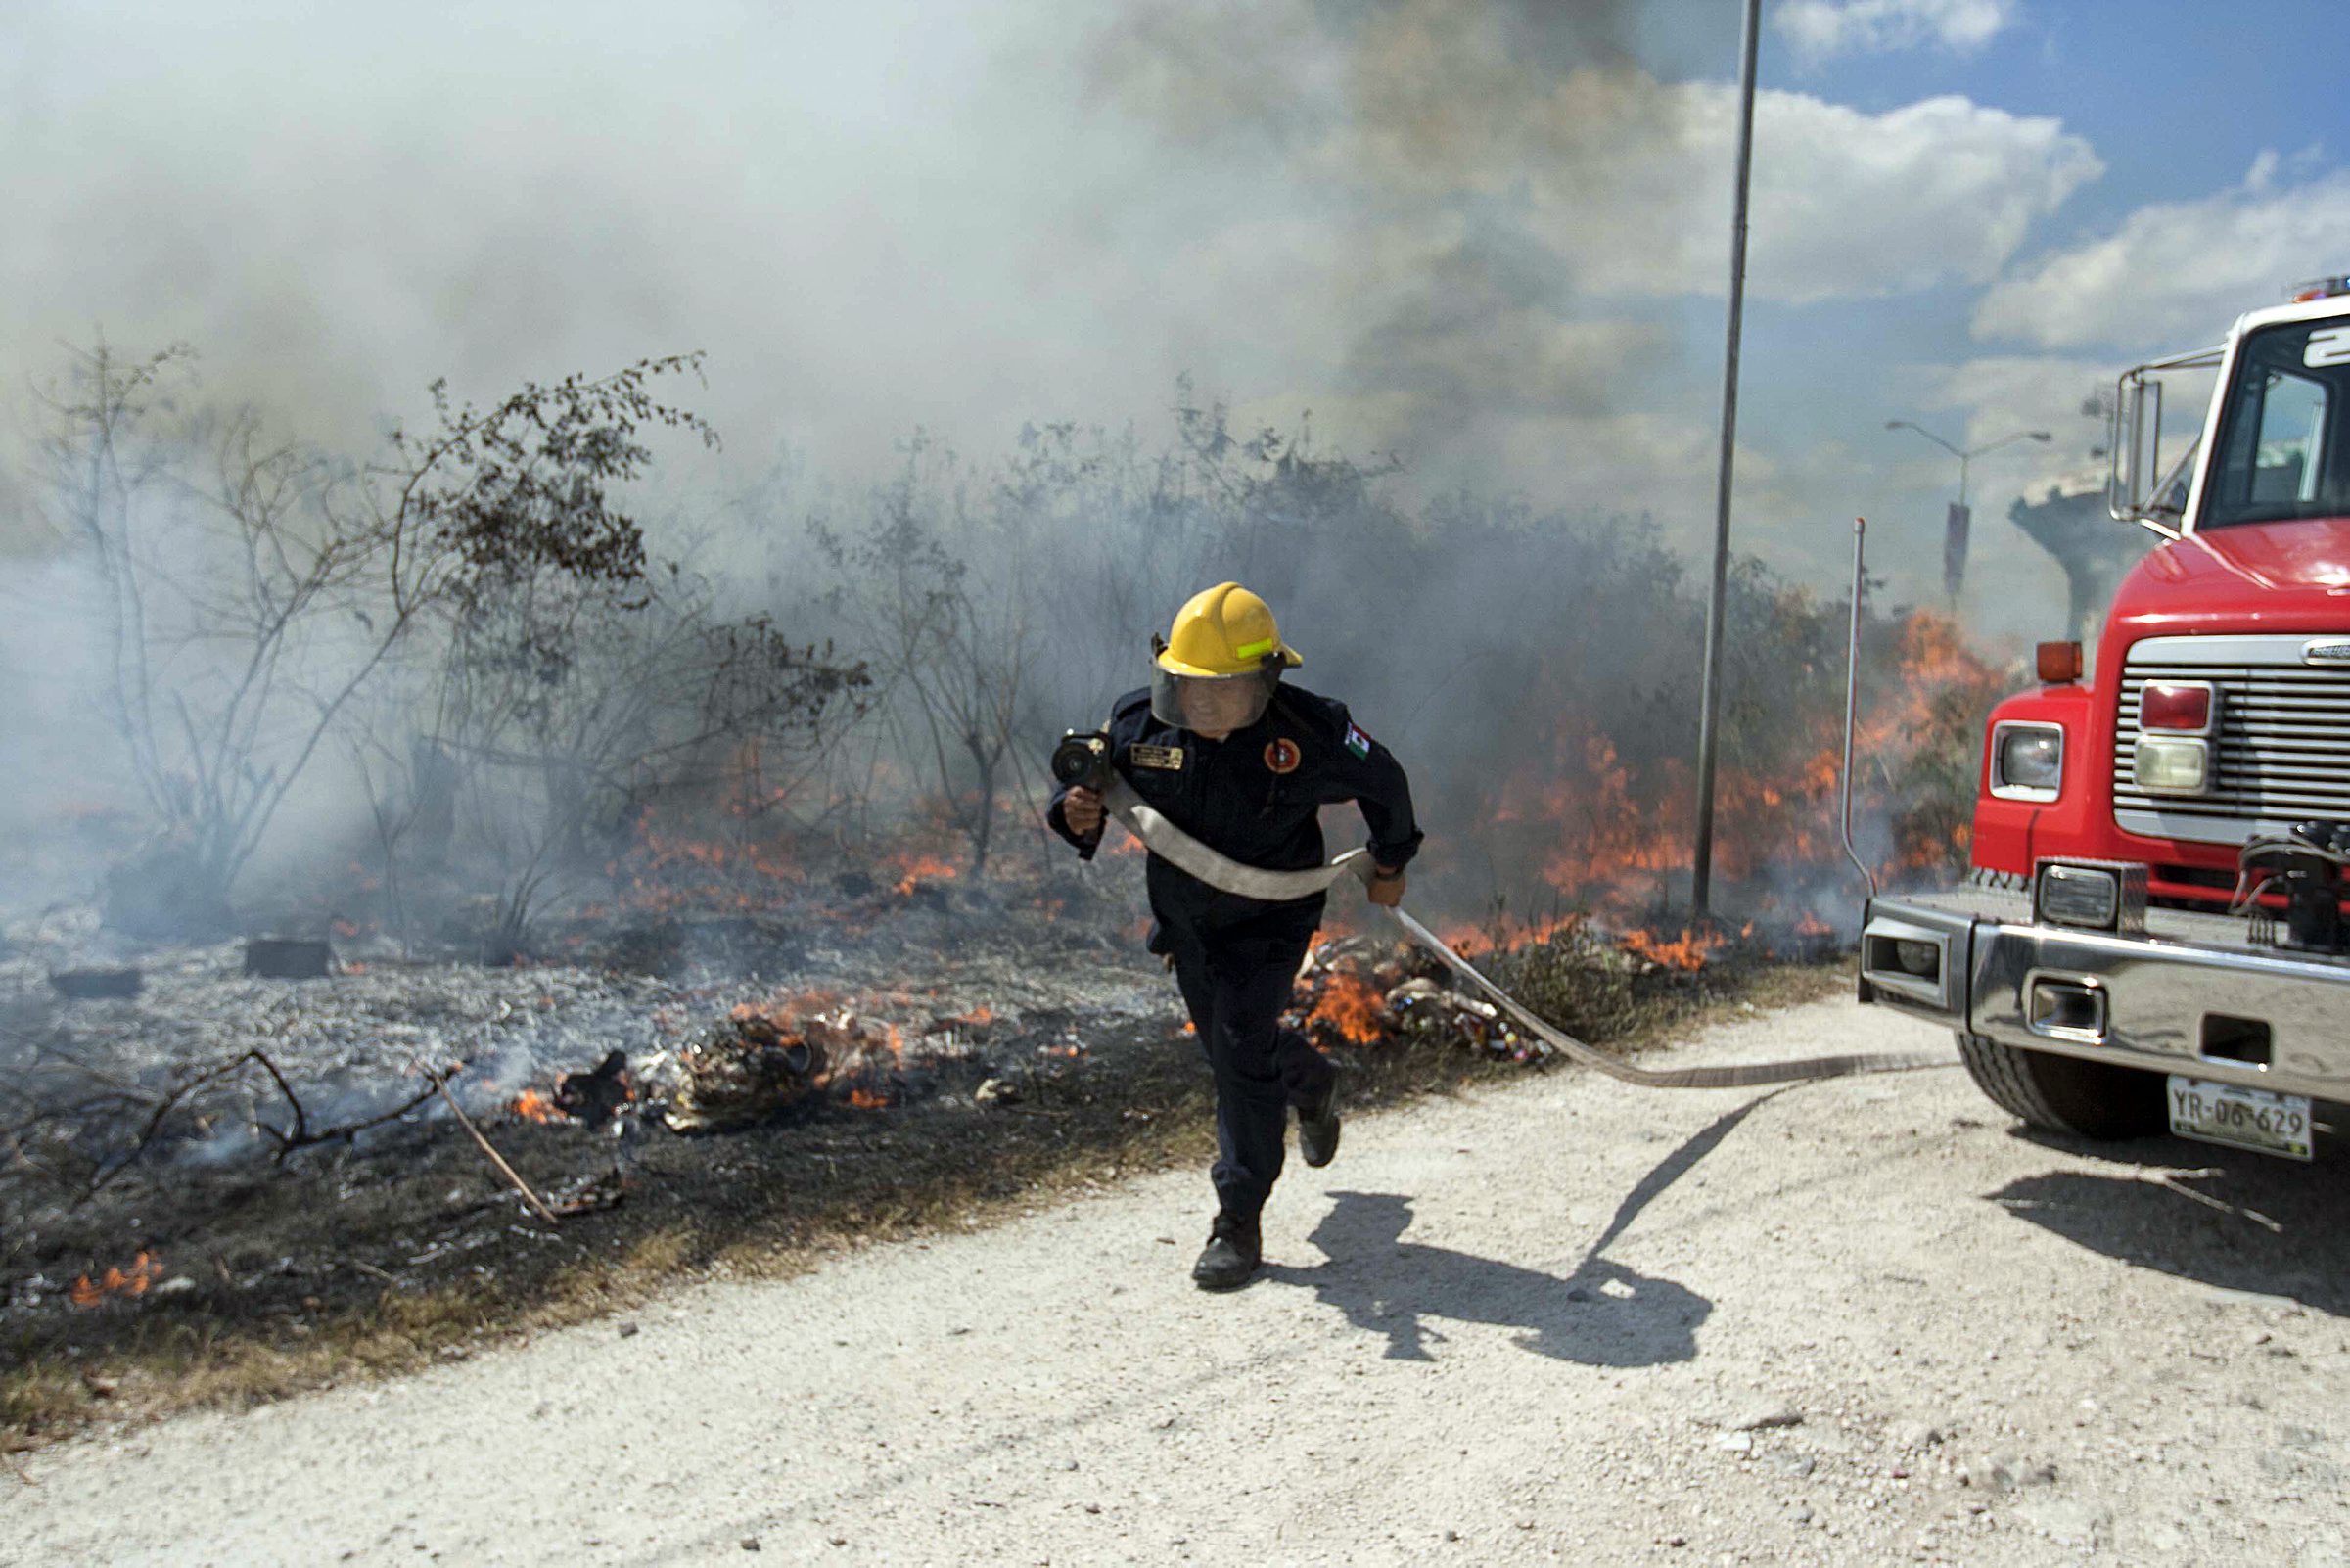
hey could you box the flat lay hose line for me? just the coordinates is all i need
[1101,778,1951,1090]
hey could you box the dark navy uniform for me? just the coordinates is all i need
[1048,683,1423,1220]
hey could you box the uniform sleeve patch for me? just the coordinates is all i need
[1344,722,1372,759]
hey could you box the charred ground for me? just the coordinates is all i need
[0,868,1842,1449]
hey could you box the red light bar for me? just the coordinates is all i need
[2141,681,2212,731]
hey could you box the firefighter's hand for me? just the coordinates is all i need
[1062,786,1104,838]
[1366,865,1405,907]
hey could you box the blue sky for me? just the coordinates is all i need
[4,0,2347,643]
[1646,0,2350,633]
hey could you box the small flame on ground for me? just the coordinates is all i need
[510,1088,561,1123]
[847,1086,892,1110]
[889,853,959,896]
[1308,973,1387,1045]
[1439,911,1585,957]
[1618,928,1725,971]
[71,1252,161,1309]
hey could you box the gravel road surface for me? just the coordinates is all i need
[11,995,2349,1566]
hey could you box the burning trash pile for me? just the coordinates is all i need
[654,996,926,1132]
[499,993,1007,1137]
[1290,915,1785,1067]
[1292,936,1541,1062]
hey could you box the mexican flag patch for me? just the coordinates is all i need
[1344,722,1371,760]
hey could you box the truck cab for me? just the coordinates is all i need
[1859,281,2350,1161]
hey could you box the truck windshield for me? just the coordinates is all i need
[2203,319,2350,529]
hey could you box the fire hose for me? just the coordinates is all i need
[1101,776,1951,1090]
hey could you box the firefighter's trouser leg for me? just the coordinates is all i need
[1167,909,1331,1218]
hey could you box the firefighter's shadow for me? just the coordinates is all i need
[1266,1096,1774,1365]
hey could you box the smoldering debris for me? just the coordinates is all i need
[553,1050,635,1128]
[663,1010,829,1134]
[0,895,1155,1188]
[0,890,1181,1344]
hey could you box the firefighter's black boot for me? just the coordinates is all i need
[1297,1084,1341,1169]
[1191,1210,1262,1292]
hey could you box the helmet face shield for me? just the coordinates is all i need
[1150,665,1277,734]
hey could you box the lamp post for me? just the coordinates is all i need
[1887,422,2050,602]
[1688,0,1764,923]
[1884,421,2051,511]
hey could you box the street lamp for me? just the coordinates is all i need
[1885,421,2051,603]
[1884,420,2051,508]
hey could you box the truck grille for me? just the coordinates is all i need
[2113,635,2350,844]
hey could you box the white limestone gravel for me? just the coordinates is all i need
[11,995,2350,1566]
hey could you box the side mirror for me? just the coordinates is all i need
[2107,346,2222,539]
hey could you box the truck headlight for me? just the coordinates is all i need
[1990,722,2064,801]
[1893,939,1940,977]
[2132,734,2209,794]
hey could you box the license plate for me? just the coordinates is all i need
[2166,1076,2314,1161]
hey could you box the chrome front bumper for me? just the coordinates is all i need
[1859,885,2350,1103]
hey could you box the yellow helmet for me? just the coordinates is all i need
[1154,581,1302,677]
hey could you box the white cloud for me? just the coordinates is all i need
[1774,0,2017,62]
[1560,86,2100,303]
[1974,156,2350,350]
[1923,353,2119,497]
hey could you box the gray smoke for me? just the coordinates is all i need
[0,0,1987,940]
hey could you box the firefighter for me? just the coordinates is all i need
[1047,581,1423,1291]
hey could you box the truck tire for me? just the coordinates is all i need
[1956,1033,2165,1139]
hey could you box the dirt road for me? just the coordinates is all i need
[11,995,2349,1566]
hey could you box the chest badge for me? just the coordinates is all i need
[1264,737,1302,775]
[1130,744,1185,770]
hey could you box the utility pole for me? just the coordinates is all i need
[1689,0,1763,922]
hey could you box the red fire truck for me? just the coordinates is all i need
[1860,278,2350,1162]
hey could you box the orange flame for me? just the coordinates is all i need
[1472,607,2002,911]
[889,853,959,896]
[1308,973,1387,1045]
[510,1088,561,1123]
[71,1252,161,1309]
[1618,928,1724,971]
